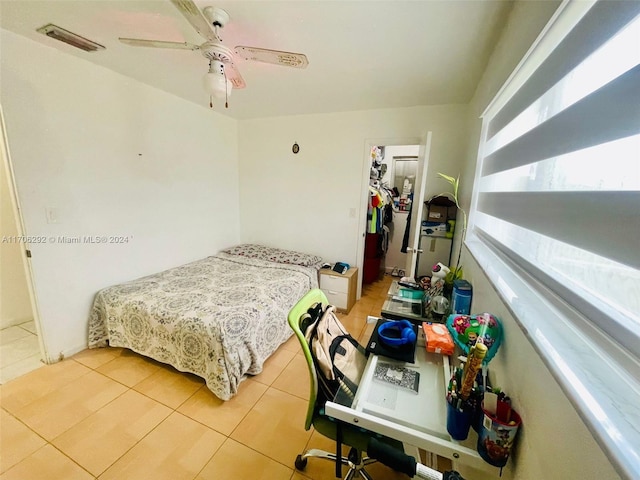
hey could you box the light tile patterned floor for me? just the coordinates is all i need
[0,275,416,479]
[0,321,43,384]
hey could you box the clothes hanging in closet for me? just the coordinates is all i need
[368,184,397,233]
[367,187,385,234]
[381,225,390,253]
[401,198,412,254]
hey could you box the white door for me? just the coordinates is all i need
[1,105,48,364]
[404,131,432,280]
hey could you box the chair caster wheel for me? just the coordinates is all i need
[295,455,307,470]
[348,447,360,464]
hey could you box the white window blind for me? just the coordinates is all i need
[469,1,640,479]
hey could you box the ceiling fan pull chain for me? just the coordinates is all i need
[223,67,229,108]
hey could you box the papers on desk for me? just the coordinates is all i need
[373,363,420,394]
[354,349,450,441]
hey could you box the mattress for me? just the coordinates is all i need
[88,251,318,400]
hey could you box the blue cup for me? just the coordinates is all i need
[446,401,472,440]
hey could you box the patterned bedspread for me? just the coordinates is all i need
[88,252,318,400]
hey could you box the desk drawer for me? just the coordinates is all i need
[324,290,348,310]
[320,274,349,293]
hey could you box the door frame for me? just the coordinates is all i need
[356,137,421,299]
[404,131,432,280]
[1,103,48,362]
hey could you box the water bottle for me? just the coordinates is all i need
[451,279,472,315]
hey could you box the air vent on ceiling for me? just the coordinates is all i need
[36,24,105,52]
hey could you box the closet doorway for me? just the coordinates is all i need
[1,106,45,383]
[358,134,431,296]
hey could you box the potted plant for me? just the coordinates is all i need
[437,173,467,288]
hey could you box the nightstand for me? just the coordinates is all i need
[319,267,358,313]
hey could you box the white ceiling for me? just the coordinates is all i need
[0,0,513,119]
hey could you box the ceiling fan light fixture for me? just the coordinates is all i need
[202,61,232,99]
[120,0,309,106]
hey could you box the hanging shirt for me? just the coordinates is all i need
[369,207,378,233]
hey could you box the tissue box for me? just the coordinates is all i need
[422,322,454,355]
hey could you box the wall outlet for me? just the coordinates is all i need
[46,207,59,224]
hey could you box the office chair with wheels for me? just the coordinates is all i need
[288,288,405,479]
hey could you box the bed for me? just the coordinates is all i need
[88,245,321,400]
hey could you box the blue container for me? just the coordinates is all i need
[451,279,472,315]
[446,401,472,440]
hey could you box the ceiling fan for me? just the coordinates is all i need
[119,0,309,108]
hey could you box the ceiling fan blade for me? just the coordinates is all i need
[119,38,200,50]
[170,0,218,42]
[224,61,246,89]
[234,46,309,69]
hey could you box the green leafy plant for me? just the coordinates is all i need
[437,173,467,284]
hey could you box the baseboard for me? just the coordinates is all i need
[43,343,87,364]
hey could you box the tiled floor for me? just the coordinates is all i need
[0,320,43,384]
[0,275,415,480]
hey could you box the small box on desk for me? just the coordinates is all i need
[397,287,425,300]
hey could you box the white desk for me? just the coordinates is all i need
[326,346,494,473]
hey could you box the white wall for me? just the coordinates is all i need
[1,154,32,328]
[0,30,241,360]
[0,3,619,476]
[237,105,470,269]
[456,1,621,479]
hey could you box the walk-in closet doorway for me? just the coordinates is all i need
[357,134,431,298]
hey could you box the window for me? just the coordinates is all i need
[468,1,640,479]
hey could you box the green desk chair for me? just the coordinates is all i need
[288,288,404,479]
